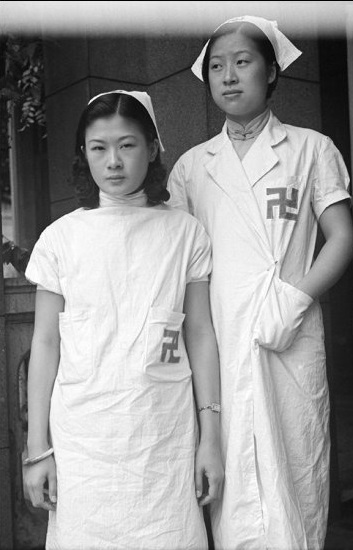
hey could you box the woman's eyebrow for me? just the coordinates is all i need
[87,134,137,143]
[210,49,252,59]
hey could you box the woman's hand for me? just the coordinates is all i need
[24,455,57,511]
[25,289,63,512]
[195,437,224,506]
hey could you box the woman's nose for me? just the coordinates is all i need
[223,63,239,84]
[107,148,122,168]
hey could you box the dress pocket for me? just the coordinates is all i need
[144,306,191,382]
[58,311,93,383]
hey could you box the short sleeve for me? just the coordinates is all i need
[167,158,194,214]
[186,221,212,284]
[25,230,62,295]
[312,136,351,219]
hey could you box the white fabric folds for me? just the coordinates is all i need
[25,204,212,549]
[253,277,314,353]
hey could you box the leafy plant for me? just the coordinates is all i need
[0,35,46,133]
[2,239,30,274]
[0,36,46,275]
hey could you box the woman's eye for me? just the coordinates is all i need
[91,145,105,151]
[210,62,222,71]
[237,59,249,66]
[120,142,136,150]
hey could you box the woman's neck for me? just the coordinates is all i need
[226,108,270,162]
[99,189,147,208]
[226,107,270,141]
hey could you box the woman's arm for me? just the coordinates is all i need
[296,201,353,299]
[183,281,224,506]
[24,289,64,511]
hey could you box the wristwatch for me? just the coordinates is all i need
[197,402,221,414]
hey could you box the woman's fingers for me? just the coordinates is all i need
[195,463,203,499]
[24,458,57,511]
[28,484,50,511]
[198,469,224,506]
[195,441,224,506]
[48,470,57,507]
[28,487,56,511]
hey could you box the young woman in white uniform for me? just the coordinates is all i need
[23,90,224,550]
[167,15,353,550]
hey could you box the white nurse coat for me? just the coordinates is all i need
[25,202,211,550]
[167,111,351,550]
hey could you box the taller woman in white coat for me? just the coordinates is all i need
[167,15,353,550]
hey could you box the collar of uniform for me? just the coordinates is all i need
[99,189,147,207]
[206,110,287,156]
[264,110,287,147]
[226,108,270,141]
[240,112,287,186]
[205,124,231,155]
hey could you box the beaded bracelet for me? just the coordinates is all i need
[197,402,221,414]
[23,447,54,466]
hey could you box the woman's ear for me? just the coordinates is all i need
[149,139,159,162]
[80,145,86,157]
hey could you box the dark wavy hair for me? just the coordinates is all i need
[201,21,280,99]
[71,92,169,208]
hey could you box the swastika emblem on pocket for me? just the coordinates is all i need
[160,329,181,363]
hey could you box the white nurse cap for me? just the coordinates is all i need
[88,89,165,152]
[191,15,302,81]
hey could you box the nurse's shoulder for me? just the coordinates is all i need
[172,131,223,175]
[281,119,337,156]
[32,207,89,246]
[160,202,210,240]
[168,130,224,212]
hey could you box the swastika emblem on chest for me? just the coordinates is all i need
[266,187,298,220]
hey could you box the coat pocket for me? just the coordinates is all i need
[253,278,314,353]
[144,307,190,382]
[58,311,93,383]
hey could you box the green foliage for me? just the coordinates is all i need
[0,36,46,133]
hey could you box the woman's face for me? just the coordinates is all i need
[208,30,276,125]
[84,113,158,197]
